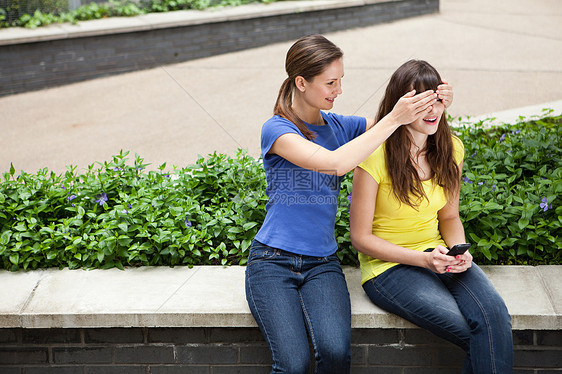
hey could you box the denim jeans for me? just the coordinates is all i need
[245,240,351,374]
[363,263,513,373]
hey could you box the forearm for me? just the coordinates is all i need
[352,234,429,269]
[438,217,466,247]
[315,114,400,175]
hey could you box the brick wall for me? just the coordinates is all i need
[1,327,560,373]
[0,0,439,96]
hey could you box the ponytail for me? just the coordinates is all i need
[273,78,315,140]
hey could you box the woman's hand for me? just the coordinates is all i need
[426,245,461,274]
[445,251,473,273]
[387,89,437,126]
[436,80,453,108]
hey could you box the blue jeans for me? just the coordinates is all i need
[363,263,513,373]
[245,240,351,374]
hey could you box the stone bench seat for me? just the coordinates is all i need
[1,265,561,372]
[2,265,560,330]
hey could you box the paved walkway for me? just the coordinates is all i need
[1,0,561,174]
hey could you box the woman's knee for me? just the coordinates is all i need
[273,350,310,373]
[315,339,350,373]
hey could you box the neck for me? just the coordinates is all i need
[408,129,428,152]
[291,99,324,126]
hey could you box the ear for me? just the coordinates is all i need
[294,76,307,93]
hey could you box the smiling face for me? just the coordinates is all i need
[406,96,446,139]
[300,57,344,112]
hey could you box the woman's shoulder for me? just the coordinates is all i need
[451,134,465,164]
[451,134,464,149]
[262,115,301,135]
[263,114,295,128]
[358,143,387,179]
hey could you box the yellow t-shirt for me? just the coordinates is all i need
[357,136,464,285]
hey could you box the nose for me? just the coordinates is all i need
[335,81,342,95]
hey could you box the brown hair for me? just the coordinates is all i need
[273,34,343,140]
[376,60,459,208]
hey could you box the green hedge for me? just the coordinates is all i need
[0,113,560,271]
[0,0,274,28]
[455,112,561,265]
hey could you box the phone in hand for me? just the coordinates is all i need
[446,243,472,256]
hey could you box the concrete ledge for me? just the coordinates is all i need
[0,0,393,46]
[1,265,560,330]
[451,99,562,128]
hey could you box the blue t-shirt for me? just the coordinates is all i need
[255,111,366,256]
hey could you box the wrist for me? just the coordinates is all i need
[422,251,432,270]
[383,112,402,129]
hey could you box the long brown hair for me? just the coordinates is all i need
[273,34,343,140]
[376,60,459,208]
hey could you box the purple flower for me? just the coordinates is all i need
[185,217,192,228]
[127,204,132,209]
[478,181,484,185]
[539,197,552,212]
[122,209,127,214]
[113,167,122,172]
[462,177,473,184]
[67,194,76,201]
[512,130,521,134]
[499,134,506,142]
[95,193,108,206]
[492,185,496,191]
[347,194,352,204]
[61,184,66,190]
[470,151,477,158]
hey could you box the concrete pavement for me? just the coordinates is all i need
[1,0,561,174]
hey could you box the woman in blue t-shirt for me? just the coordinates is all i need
[245,34,452,373]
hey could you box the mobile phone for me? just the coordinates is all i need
[446,243,471,256]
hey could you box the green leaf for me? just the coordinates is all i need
[9,253,19,265]
[242,222,258,230]
[0,231,12,245]
[518,218,529,230]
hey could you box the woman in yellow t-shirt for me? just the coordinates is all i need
[350,60,513,373]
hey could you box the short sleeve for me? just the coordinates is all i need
[358,145,386,184]
[452,135,465,166]
[260,116,301,157]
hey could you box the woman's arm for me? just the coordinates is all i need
[437,161,473,272]
[349,167,458,274]
[270,90,437,176]
[437,191,465,247]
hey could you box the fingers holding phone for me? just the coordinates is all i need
[446,243,471,256]
[427,245,459,274]
[445,243,473,273]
